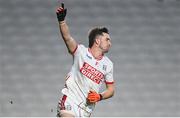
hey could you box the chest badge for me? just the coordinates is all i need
[103,65,107,71]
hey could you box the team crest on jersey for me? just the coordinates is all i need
[103,65,107,71]
[80,62,104,84]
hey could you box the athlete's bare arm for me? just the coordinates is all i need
[101,83,114,100]
[87,83,114,103]
[58,21,77,54]
[56,3,77,54]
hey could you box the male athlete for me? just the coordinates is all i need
[56,3,115,117]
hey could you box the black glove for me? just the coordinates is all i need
[56,3,67,22]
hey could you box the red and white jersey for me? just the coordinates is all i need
[61,44,114,112]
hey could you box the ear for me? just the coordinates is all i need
[95,37,101,46]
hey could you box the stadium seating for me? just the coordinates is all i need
[0,0,179,116]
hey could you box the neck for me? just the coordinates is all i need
[89,47,103,60]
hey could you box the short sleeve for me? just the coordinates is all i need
[104,64,114,84]
[72,44,86,56]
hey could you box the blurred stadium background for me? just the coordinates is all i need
[0,0,180,116]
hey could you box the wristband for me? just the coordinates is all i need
[99,94,103,101]
[59,21,66,25]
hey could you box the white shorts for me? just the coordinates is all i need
[57,95,92,117]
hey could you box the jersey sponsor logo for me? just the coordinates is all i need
[80,62,104,84]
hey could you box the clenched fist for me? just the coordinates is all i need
[87,90,103,103]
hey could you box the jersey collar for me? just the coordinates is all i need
[88,48,104,61]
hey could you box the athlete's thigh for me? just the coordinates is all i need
[57,110,75,117]
[57,95,77,117]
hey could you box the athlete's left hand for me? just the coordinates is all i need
[56,3,67,22]
[87,91,103,103]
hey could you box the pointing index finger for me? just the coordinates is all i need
[61,3,64,8]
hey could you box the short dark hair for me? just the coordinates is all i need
[88,27,109,48]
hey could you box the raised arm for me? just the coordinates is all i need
[56,3,77,54]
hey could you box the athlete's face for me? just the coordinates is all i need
[98,33,112,53]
